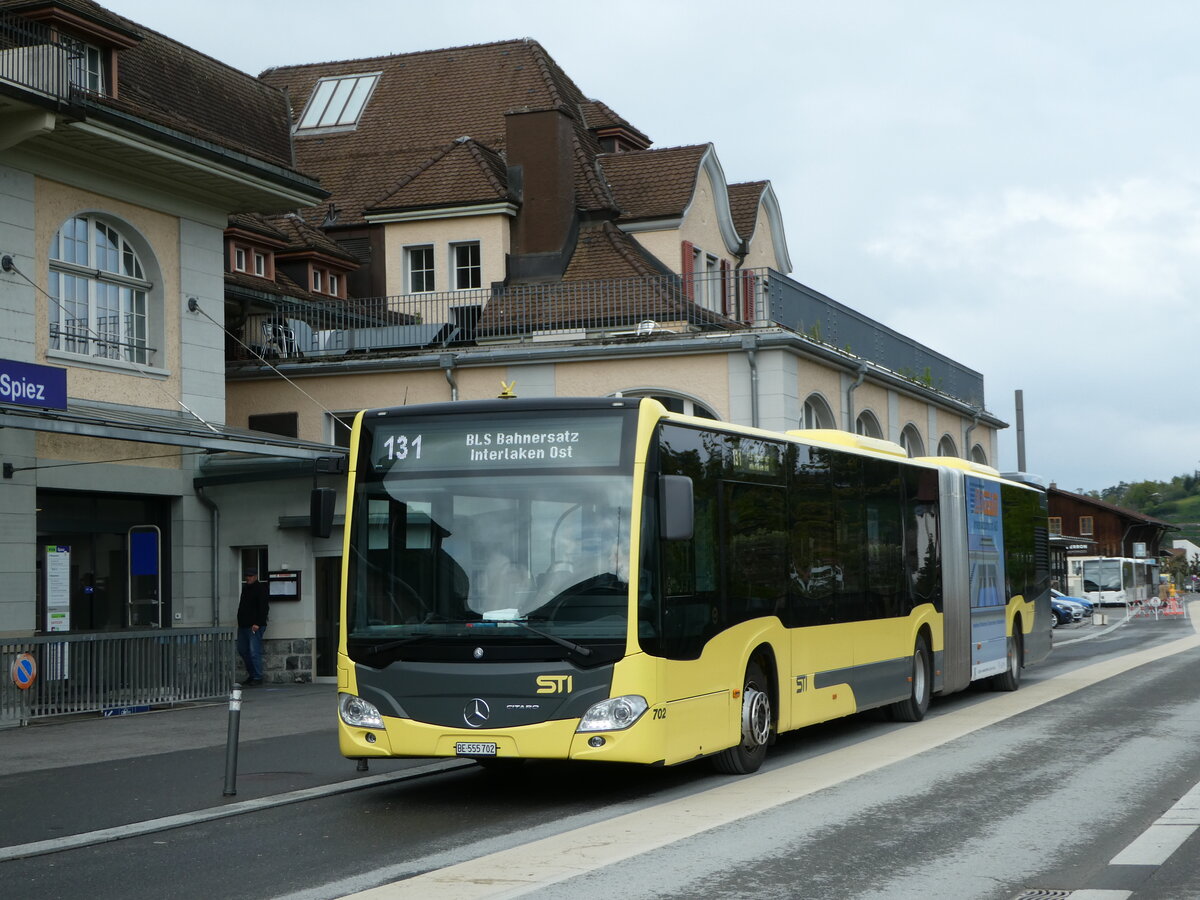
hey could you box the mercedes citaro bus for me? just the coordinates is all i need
[337,397,1049,773]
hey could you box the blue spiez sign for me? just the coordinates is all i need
[0,358,67,410]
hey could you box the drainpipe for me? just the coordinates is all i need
[195,484,221,627]
[440,353,458,401]
[845,360,868,432]
[740,334,759,428]
[964,408,981,462]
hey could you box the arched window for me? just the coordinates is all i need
[855,410,883,438]
[49,215,154,365]
[937,434,958,458]
[899,424,925,458]
[801,393,835,429]
[970,444,988,465]
[613,390,719,420]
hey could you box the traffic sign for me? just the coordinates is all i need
[10,652,36,690]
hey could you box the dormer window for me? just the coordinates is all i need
[61,35,105,94]
[296,73,380,133]
[234,248,246,271]
[254,252,266,277]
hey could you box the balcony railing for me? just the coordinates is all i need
[231,267,984,407]
[0,11,75,104]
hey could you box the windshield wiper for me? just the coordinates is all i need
[484,618,592,657]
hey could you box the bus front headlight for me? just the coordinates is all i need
[577,695,649,732]
[339,692,384,729]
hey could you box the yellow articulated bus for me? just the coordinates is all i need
[337,397,1050,774]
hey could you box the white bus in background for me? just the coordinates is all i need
[1068,556,1159,606]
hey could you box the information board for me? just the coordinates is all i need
[370,415,627,473]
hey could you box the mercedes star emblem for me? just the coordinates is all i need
[464,698,490,728]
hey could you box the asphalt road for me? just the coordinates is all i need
[2,604,1197,900]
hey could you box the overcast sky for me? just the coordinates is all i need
[102,0,1200,493]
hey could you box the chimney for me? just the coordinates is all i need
[505,107,577,280]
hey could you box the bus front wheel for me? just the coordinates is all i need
[712,660,772,775]
[889,636,931,722]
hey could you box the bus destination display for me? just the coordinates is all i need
[371,416,626,472]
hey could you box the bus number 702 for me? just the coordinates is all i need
[383,434,422,461]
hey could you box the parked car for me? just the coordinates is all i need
[1051,588,1093,616]
[1050,599,1074,626]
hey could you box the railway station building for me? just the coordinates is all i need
[1,2,1008,698]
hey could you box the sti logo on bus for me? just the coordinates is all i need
[536,675,573,694]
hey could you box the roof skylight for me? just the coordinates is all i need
[296,72,380,132]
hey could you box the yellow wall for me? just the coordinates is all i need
[34,179,183,465]
[743,203,783,270]
[381,213,511,297]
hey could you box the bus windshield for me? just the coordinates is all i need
[345,407,636,664]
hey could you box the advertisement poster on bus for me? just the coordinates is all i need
[966,476,1007,678]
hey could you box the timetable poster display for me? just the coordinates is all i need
[45,544,71,632]
[371,416,626,473]
[965,475,1006,609]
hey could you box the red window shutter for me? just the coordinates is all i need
[720,259,731,316]
[681,240,695,301]
[741,271,757,322]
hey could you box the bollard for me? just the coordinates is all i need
[223,683,243,796]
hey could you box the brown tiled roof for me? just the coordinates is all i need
[268,213,360,264]
[367,138,510,213]
[1,0,298,170]
[259,39,621,227]
[598,145,709,222]
[579,100,650,146]
[228,213,290,245]
[728,181,767,243]
[225,268,313,303]
[476,221,731,336]
[562,220,672,281]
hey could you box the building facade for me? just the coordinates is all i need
[0,1,327,652]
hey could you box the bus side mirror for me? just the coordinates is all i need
[311,487,336,538]
[659,475,693,541]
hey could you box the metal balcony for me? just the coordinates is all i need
[229,267,984,407]
[0,11,77,104]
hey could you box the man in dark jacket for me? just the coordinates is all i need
[236,569,269,684]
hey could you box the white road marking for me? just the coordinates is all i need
[342,618,1200,900]
[1108,776,1200,866]
[1067,891,1132,899]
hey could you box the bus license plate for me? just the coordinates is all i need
[455,742,497,757]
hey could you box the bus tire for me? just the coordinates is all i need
[991,631,1023,692]
[889,636,931,722]
[711,659,772,775]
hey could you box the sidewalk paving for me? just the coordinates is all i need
[1,681,338,776]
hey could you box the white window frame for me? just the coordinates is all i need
[407,245,435,293]
[62,36,104,94]
[452,241,481,290]
[899,424,925,458]
[254,252,266,277]
[801,393,835,430]
[328,273,340,297]
[48,215,154,366]
[234,247,246,272]
[312,269,323,293]
[296,72,381,132]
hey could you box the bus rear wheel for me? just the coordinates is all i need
[712,660,772,775]
[991,631,1023,692]
[889,636,931,722]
